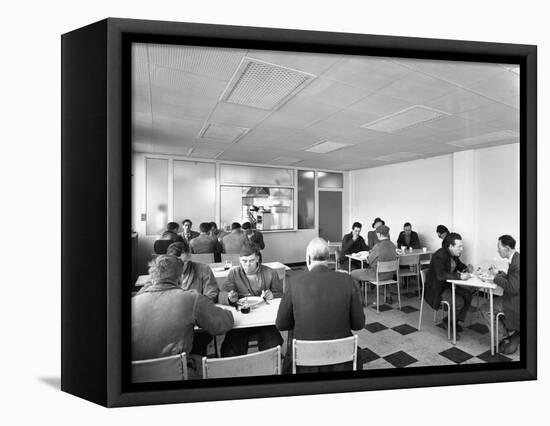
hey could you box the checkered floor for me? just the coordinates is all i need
[291,266,519,368]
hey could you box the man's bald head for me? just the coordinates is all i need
[306,238,330,270]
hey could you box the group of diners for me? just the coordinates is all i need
[132,236,367,376]
[340,218,520,355]
[153,219,265,262]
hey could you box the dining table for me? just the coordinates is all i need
[447,275,499,355]
[346,248,434,273]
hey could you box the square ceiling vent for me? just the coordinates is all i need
[304,140,353,154]
[198,123,249,143]
[220,57,316,110]
[361,105,451,133]
[446,130,519,147]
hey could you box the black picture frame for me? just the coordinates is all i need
[61,17,537,407]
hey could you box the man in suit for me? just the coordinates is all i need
[132,255,233,366]
[397,222,421,249]
[482,235,520,354]
[341,221,370,270]
[153,222,183,254]
[276,238,365,373]
[367,217,386,249]
[424,232,473,336]
[221,222,247,254]
[180,218,200,243]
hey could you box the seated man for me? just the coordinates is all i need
[424,232,473,336]
[190,222,221,257]
[397,222,421,249]
[180,218,200,243]
[153,222,182,254]
[132,255,233,366]
[242,221,265,250]
[351,225,397,304]
[341,221,370,270]
[219,243,283,357]
[436,225,450,247]
[166,240,220,355]
[276,238,365,373]
[221,222,247,254]
[482,235,520,354]
[367,217,386,249]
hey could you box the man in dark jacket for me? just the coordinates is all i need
[190,222,221,258]
[153,222,183,254]
[341,222,370,269]
[436,225,450,247]
[180,218,200,243]
[132,255,233,365]
[219,243,283,357]
[484,235,520,354]
[424,232,473,335]
[276,237,366,373]
[397,222,421,249]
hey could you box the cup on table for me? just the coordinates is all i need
[401,246,407,252]
[422,247,427,253]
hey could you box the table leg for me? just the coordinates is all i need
[348,257,351,274]
[452,283,456,345]
[489,288,494,356]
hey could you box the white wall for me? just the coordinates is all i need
[350,155,454,251]
[350,143,519,267]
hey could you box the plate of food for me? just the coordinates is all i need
[237,296,264,307]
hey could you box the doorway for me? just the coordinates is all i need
[318,191,342,243]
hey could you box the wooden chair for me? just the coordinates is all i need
[399,254,420,293]
[418,269,450,339]
[221,253,240,265]
[292,335,358,374]
[131,353,188,383]
[191,253,215,264]
[202,346,281,379]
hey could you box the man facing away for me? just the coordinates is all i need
[190,222,221,257]
[397,222,421,249]
[424,232,474,336]
[483,234,520,354]
[131,255,233,364]
[153,222,183,254]
[221,222,247,254]
[341,221,370,270]
[351,224,397,304]
[436,225,449,247]
[219,243,283,357]
[242,221,265,250]
[276,238,366,373]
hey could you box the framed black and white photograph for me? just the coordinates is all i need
[61,17,537,407]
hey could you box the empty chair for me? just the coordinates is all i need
[190,253,215,264]
[292,335,358,374]
[202,346,281,379]
[131,353,188,383]
[419,253,432,268]
[221,253,240,265]
[353,259,400,313]
[399,254,420,292]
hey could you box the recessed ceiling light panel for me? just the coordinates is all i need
[198,123,249,143]
[446,130,519,147]
[361,105,451,133]
[373,152,423,162]
[304,140,353,154]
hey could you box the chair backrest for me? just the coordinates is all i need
[202,346,281,379]
[377,258,400,273]
[399,254,420,266]
[131,353,188,383]
[191,253,215,264]
[292,335,358,374]
[221,253,240,265]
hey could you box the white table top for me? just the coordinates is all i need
[447,276,498,290]
[135,262,290,287]
[218,298,281,329]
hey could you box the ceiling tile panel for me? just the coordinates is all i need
[378,71,458,104]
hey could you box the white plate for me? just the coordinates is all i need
[212,267,225,272]
[238,296,263,307]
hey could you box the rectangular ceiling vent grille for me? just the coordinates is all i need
[270,156,303,165]
[304,140,353,154]
[361,105,451,133]
[220,57,316,110]
[188,148,223,159]
[374,152,423,162]
[446,130,519,147]
[198,123,249,143]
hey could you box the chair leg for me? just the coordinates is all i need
[396,282,401,310]
[376,286,380,314]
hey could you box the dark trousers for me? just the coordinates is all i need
[220,326,283,357]
[191,331,213,356]
[441,287,473,323]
